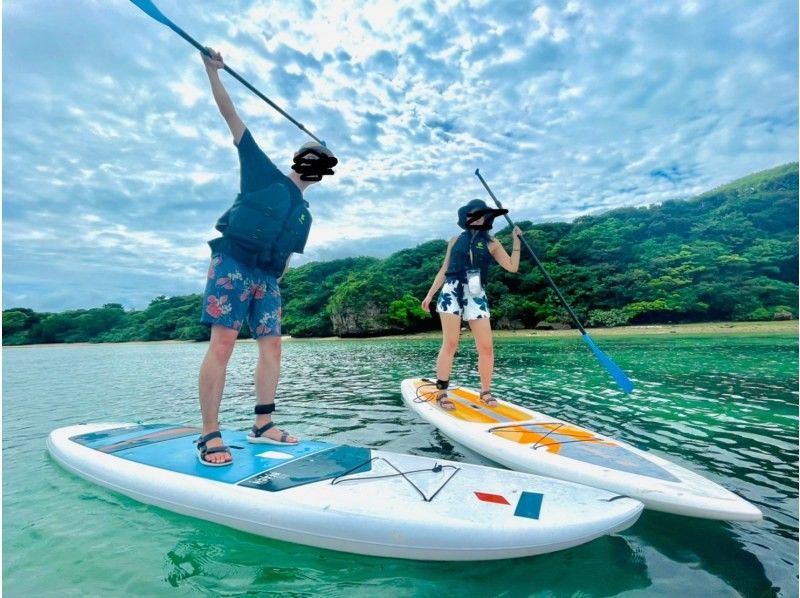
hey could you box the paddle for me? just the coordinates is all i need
[474,168,635,394]
[129,0,324,144]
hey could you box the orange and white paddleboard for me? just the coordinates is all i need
[401,378,762,522]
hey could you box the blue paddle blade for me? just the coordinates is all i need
[130,0,172,27]
[581,333,635,394]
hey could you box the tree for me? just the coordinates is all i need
[3,311,27,337]
[388,294,431,329]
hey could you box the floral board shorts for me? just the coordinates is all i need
[436,278,490,321]
[200,253,282,338]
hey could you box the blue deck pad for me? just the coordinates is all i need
[79,425,338,484]
[99,427,200,453]
[509,424,681,482]
[514,491,544,520]
[71,424,175,449]
[240,446,373,492]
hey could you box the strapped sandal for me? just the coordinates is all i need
[479,390,499,407]
[436,390,456,411]
[247,403,299,445]
[249,421,298,445]
[434,379,456,411]
[196,431,233,467]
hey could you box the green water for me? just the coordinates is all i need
[3,334,798,597]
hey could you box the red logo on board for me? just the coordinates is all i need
[474,492,510,505]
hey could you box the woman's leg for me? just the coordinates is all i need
[468,318,495,400]
[432,313,462,409]
[436,313,462,381]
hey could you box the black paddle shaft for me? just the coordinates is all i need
[474,168,588,335]
[160,17,323,144]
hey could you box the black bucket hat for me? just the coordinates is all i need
[457,199,508,230]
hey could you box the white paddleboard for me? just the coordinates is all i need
[47,422,643,561]
[401,378,762,522]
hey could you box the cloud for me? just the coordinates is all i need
[3,0,797,311]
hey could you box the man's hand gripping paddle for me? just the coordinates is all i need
[129,0,337,180]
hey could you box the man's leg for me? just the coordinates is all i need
[253,336,298,442]
[198,324,239,463]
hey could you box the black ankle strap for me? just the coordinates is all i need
[198,430,222,444]
[436,379,449,390]
[254,403,276,415]
[252,421,275,437]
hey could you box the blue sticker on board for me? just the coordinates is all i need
[514,491,544,520]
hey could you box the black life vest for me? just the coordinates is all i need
[445,231,493,284]
[210,182,312,275]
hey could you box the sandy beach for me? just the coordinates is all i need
[4,320,797,348]
[291,320,798,342]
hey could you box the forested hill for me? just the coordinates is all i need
[4,163,797,345]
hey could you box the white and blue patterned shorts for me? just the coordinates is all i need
[436,278,490,321]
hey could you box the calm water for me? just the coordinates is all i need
[3,334,798,597]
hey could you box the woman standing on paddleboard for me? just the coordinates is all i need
[421,200,523,409]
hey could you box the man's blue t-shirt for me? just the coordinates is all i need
[211,129,309,259]
[237,129,289,194]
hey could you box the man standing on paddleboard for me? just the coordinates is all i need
[421,200,522,410]
[196,48,336,466]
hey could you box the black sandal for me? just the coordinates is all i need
[247,403,298,445]
[196,431,232,467]
[248,421,298,445]
[479,390,499,407]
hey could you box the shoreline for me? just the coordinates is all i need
[320,320,799,341]
[5,320,796,348]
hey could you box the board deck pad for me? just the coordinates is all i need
[414,382,531,423]
[412,380,679,482]
[492,424,679,482]
[96,426,200,453]
[71,423,178,448]
[69,425,542,510]
[69,425,371,486]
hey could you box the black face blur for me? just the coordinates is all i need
[292,147,337,181]
[466,211,488,229]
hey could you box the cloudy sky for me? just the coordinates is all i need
[3,0,797,312]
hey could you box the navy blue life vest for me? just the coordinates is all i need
[209,182,311,275]
[446,231,493,284]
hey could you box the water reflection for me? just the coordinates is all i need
[628,511,780,597]
[159,522,651,597]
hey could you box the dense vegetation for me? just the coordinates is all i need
[4,163,797,345]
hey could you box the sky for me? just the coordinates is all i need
[3,0,797,312]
